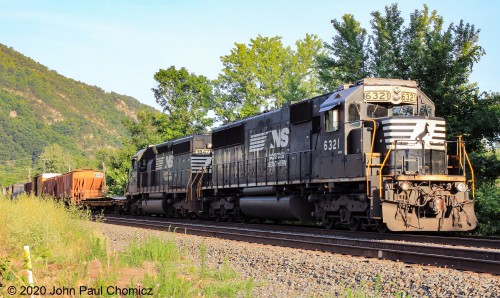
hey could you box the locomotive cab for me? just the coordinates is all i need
[125,134,213,216]
[317,78,477,231]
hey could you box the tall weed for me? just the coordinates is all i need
[0,194,104,263]
[119,237,180,267]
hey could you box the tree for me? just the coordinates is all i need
[317,14,369,91]
[283,34,324,103]
[369,3,406,78]
[35,144,75,173]
[152,66,214,137]
[467,92,500,149]
[95,146,134,195]
[402,7,485,149]
[215,34,322,123]
[122,109,172,150]
[101,109,177,195]
[319,4,486,149]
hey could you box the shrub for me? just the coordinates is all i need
[475,183,500,236]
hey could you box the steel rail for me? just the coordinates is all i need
[97,215,500,274]
[100,215,500,249]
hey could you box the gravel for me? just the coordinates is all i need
[93,222,500,297]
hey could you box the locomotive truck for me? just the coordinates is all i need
[124,78,477,232]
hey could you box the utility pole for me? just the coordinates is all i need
[41,158,48,173]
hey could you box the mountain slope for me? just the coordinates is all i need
[0,43,151,185]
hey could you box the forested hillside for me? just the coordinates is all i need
[0,43,150,185]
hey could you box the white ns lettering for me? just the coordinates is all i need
[270,127,289,149]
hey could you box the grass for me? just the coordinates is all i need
[119,237,180,267]
[0,194,255,297]
[118,236,255,298]
[0,194,98,263]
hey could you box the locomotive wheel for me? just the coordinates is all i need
[348,220,360,231]
[376,222,388,233]
[240,215,248,223]
[323,216,336,230]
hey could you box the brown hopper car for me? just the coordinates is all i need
[55,170,106,204]
[25,170,117,208]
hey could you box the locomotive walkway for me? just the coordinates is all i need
[97,214,500,275]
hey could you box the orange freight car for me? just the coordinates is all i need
[54,170,106,204]
[34,173,61,196]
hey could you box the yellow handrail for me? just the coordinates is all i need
[463,147,475,198]
[458,135,463,170]
[197,168,205,198]
[365,119,377,196]
[189,170,203,201]
[379,142,396,198]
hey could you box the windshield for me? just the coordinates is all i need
[391,105,433,117]
[392,105,414,116]
[367,104,388,118]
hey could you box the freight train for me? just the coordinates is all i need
[124,78,477,232]
[6,78,475,232]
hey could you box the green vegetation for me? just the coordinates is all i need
[152,66,214,137]
[0,4,497,233]
[0,194,99,263]
[119,237,255,298]
[0,194,255,297]
[215,34,323,123]
[0,43,150,185]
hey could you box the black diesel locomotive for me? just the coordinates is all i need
[125,78,477,232]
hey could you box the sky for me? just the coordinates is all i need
[1,0,499,110]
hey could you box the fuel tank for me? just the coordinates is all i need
[141,199,168,214]
[239,196,314,221]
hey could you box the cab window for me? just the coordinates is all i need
[367,104,388,118]
[392,105,414,116]
[325,109,339,132]
[348,103,360,122]
[419,105,433,116]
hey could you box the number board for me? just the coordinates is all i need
[401,92,417,104]
[194,149,212,155]
[364,91,391,102]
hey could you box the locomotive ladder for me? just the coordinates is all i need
[364,119,387,220]
[364,119,382,198]
[187,168,205,202]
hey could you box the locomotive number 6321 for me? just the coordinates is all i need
[323,138,340,151]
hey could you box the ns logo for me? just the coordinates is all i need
[165,154,173,168]
[270,127,290,149]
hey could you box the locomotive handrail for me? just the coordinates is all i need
[458,135,464,170]
[379,141,396,198]
[197,168,205,198]
[364,119,377,196]
[463,145,475,198]
[376,137,475,200]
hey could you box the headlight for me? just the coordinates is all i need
[399,181,411,191]
[455,182,468,192]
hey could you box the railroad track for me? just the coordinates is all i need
[97,214,500,275]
